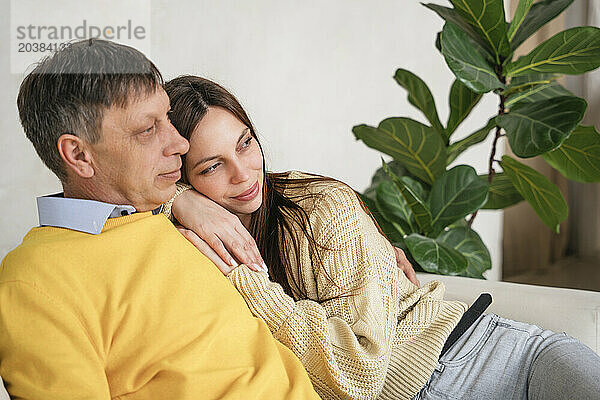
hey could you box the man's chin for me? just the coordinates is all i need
[158,185,178,207]
[133,187,176,213]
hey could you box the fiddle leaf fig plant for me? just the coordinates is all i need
[353,0,600,278]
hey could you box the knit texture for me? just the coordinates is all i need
[0,212,319,400]
[161,182,193,220]
[227,171,468,399]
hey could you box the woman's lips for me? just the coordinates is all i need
[233,181,259,201]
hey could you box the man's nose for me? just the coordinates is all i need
[163,122,189,156]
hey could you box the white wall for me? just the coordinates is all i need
[0,0,503,279]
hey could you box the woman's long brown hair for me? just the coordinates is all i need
[165,75,343,300]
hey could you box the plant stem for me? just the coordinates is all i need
[469,74,507,228]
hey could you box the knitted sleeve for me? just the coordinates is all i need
[161,182,193,221]
[227,184,404,400]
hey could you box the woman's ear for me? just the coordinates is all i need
[57,134,95,178]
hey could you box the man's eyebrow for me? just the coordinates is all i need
[129,107,172,134]
[192,128,251,171]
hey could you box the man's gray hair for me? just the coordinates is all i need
[17,39,163,181]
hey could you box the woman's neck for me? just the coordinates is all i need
[238,213,252,231]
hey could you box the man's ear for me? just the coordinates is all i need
[57,134,95,178]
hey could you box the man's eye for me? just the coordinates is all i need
[201,163,220,175]
[141,124,156,135]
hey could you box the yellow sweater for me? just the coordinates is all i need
[0,212,319,400]
[226,171,468,400]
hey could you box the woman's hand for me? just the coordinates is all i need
[393,247,420,287]
[173,189,267,270]
[176,226,266,275]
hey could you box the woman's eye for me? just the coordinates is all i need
[240,136,253,149]
[201,163,220,175]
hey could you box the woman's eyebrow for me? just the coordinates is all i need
[237,128,250,143]
[192,128,251,170]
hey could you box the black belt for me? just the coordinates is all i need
[439,293,492,359]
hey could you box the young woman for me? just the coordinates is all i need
[162,75,600,400]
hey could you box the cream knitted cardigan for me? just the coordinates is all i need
[168,172,468,399]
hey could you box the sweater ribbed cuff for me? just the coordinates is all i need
[162,183,193,220]
[227,265,296,333]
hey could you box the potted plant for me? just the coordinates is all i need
[353,0,600,278]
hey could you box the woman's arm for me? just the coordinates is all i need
[168,184,419,286]
[162,183,266,270]
[226,184,413,399]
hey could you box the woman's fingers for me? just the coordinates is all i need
[172,189,265,268]
[393,246,420,287]
[205,233,238,267]
[176,227,261,275]
[403,264,420,288]
[232,223,266,270]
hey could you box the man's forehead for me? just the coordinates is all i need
[104,87,169,128]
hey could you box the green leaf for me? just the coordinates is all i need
[390,180,433,235]
[498,96,587,158]
[437,227,491,278]
[394,69,445,134]
[423,3,494,58]
[352,118,446,185]
[507,0,535,43]
[384,163,434,236]
[506,80,573,108]
[405,233,468,275]
[507,72,558,90]
[449,0,511,62]
[543,125,600,183]
[446,79,483,137]
[441,22,506,93]
[510,0,574,50]
[359,193,405,244]
[447,218,469,229]
[375,180,416,234]
[506,27,600,77]
[363,161,407,200]
[429,165,489,235]
[479,173,523,209]
[447,118,496,165]
[500,155,568,233]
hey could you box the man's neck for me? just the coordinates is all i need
[62,182,138,209]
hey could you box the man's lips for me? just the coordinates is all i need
[158,169,181,181]
[233,181,259,201]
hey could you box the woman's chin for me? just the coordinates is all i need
[229,197,263,217]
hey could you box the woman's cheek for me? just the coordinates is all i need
[188,175,220,204]
[249,147,263,169]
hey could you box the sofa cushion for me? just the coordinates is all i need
[417,273,600,354]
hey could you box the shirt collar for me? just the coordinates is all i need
[37,193,162,235]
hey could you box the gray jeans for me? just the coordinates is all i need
[412,314,600,400]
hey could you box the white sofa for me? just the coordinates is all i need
[418,273,600,354]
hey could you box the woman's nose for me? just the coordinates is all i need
[230,160,250,184]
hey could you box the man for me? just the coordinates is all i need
[0,39,320,399]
